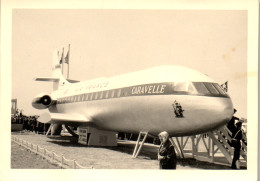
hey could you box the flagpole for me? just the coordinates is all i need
[67,44,70,79]
[62,48,64,75]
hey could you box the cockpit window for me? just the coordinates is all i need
[172,82,197,94]
[204,83,219,95]
[173,82,188,91]
[192,82,210,94]
[213,83,226,95]
[173,82,196,93]
[192,82,228,97]
[187,83,197,93]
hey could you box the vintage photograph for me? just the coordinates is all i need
[1,1,258,181]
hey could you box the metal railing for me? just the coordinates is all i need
[12,136,93,169]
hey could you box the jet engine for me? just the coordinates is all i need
[32,93,56,109]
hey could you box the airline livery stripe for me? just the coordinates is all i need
[57,82,229,104]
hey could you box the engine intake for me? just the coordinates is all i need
[32,93,56,109]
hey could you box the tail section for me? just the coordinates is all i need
[51,50,69,90]
[34,50,69,90]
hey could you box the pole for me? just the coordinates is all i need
[132,132,142,158]
[67,44,70,79]
[134,132,148,158]
[62,48,64,75]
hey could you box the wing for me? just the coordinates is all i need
[38,112,90,125]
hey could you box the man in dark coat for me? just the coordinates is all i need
[158,131,177,169]
[227,109,239,135]
[231,121,243,169]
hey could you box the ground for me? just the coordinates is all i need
[11,141,58,169]
[11,131,237,169]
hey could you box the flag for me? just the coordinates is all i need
[64,50,69,64]
[221,81,228,92]
[59,51,64,64]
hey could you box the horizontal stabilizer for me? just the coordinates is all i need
[38,112,89,124]
[34,77,60,82]
[67,79,80,83]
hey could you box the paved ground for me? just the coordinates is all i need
[11,131,235,169]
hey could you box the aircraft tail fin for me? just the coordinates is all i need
[34,50,69,90]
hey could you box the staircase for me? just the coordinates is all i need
[208,126,247,166]
[171,126,247,168]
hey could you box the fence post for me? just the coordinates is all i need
[61,154,64,168]
[27,142,29,152]
[36,145,38,154]
[31,143,33,151]
[52,152,54,162]
[73,159,76,169]
[42,148,45,160]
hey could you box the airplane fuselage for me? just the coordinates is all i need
[44,66,233,136]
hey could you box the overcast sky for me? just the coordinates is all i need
[12,9,247,117]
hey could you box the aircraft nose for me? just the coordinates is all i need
[208,97,234,129]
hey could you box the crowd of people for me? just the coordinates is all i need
[11,111,50,133]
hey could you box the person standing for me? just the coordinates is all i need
[158,131,177,169]
[227,109,239,135]
[231,121,243,169]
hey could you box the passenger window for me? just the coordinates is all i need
[100,92,103,99]
[80,94,83,101]
[117,89,121,97]
[193,82,210,94]
[89,93,93,100]
[80,95,82,101]
[123,91,128,96]
[111,90,115,98]
[105,91,109,99]
[95,92,98,100]
[204,83,219,94]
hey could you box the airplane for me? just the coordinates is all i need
[32,50,234,157]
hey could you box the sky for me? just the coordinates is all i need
[12,9,248,118]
